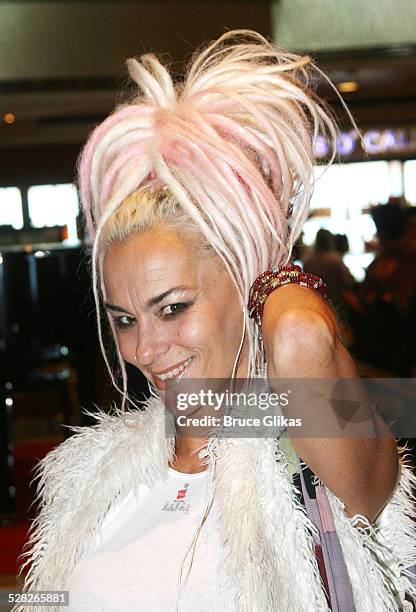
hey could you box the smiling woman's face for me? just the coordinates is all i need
[103,225,248,395]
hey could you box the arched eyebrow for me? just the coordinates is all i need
[104,285,193,314]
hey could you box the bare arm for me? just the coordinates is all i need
[262,283,399,523]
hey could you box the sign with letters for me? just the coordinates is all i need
[315,127,416,159]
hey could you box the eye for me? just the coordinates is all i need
[113,315,135,329]
[160,302,190,318]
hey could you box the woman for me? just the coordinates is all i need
[16,31,416,611]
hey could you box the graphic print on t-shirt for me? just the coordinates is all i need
[162,482,191,514]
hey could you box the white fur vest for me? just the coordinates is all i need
[14,397,416,612]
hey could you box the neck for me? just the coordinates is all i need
[169,435,210,473]
[167,355,250,473]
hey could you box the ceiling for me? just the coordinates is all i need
[0,1,415,148]
[314,49,416,128]
[0,0,272,147]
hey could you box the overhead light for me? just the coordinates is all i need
[337,81,359,93]
[4,112,15,124]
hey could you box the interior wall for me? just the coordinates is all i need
[0,1,272,81]
[0,144,80,186]
[272,0,416,51]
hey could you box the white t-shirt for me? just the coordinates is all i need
[66,466,237,611]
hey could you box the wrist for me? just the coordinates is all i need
[248,265,328,327]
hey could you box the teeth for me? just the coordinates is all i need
[155,357,192,381]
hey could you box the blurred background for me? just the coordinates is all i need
[1,0,416,594]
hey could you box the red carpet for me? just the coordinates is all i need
[0,522,30,574]
[12,439,61,521]
[0,439,60,575]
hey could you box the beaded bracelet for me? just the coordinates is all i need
[248,264,328,327]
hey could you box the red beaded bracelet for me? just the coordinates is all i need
[248,264,328,327]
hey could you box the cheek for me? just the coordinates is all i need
[175,311,209,346]
[179,305,242,355]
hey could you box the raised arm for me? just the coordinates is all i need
[262,283,399,523]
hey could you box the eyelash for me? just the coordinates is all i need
[113,315,135,329]
[159,301,191,318]
[113,302,191,329]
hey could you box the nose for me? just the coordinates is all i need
[133,320,170,369]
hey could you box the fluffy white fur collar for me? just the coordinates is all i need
[14,397,416,611]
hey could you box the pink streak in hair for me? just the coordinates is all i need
[158,108,285,241]
[182,101,286,216]
[206,113,283,192]
[78,105,154,235]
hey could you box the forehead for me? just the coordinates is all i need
[103,227,207,296]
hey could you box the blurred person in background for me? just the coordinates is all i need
[334,233,350,257]
[356,202,416,376]
[403,206,416,251]
[303,228,356,307]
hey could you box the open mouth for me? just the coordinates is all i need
[152,357,193,390]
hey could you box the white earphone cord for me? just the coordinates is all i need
[175,308,246,611]
[175,451,217,612]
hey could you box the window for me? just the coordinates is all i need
[304,161,390,253]
[301,161,394,281]
[0,187,24,229]
[404,160,416,204]
[27,184,80,242]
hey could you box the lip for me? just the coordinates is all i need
[152,357,192,376]
[151,357,193,391]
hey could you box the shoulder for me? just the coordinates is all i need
[32,407,143,502]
